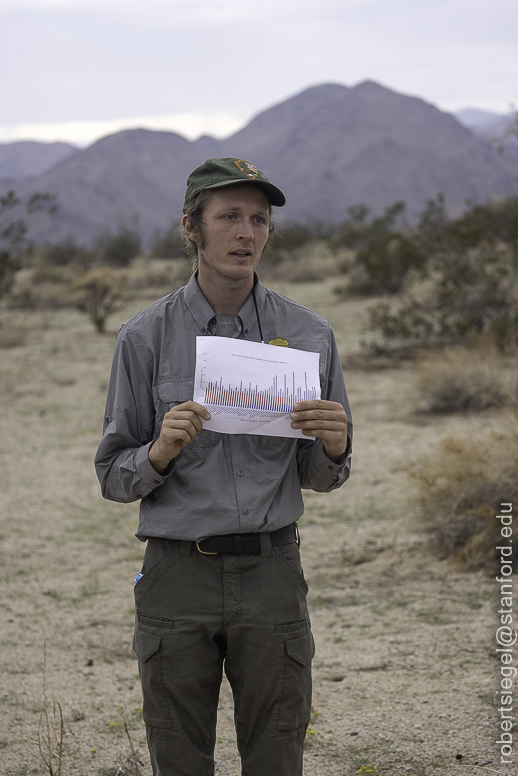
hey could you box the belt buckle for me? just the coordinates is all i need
[196,540,219,555]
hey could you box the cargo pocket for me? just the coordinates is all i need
[133,626,177,729]
[276,631,315,731]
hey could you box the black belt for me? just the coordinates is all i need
[196,523,297,555]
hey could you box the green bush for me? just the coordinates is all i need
[261,221,333,277]
[0,192,27,299]
[150,221,185,259]
[70,267,127,333]
[96,224,142,267]
[367,242,518,351]
[0,190,57,300]
[333,202,426,295]
[43,237,93,269]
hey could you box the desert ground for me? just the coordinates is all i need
[0,274,505,775]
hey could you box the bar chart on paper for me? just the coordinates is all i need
[204,373,318,415]
[193,336,321,438]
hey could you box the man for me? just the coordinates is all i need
[95,157,352,776]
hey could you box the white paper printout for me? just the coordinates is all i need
[193,336,321,438]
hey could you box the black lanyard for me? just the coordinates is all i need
[252,275,265,344]
[203,273,265,343]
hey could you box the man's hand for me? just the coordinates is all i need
[149,401,211,474]
[290,399,348,462]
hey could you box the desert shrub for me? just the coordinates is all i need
[258,240,340,282]
[7,261,75,311]
[332,202,426,295]
[448,196,518,250]
[271,220,331,252]
[416,341,518,412]
[43,237,93,269]
[260,222,333,279]
[31,262,72,284]
[336,195,518,306]
[70,267,127,333]
[125,257,189,294]
[96,224,142,267]
[415,193,518,256]
[0,319,31,348]
[150,222,185,259]
[408,427,518,570]
[0,190,57,300]
[10,280,70,311]
[1,192,28,299]
[367,242,518,351]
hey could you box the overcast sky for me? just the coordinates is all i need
[0,0,517,146]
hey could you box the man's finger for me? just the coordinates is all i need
[163,417,203,440]
[170,400,211,421]
[164,409,205,435]
[293,419,345,431]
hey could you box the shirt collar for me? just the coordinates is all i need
[183,272,216,334]
[183,272,267,342]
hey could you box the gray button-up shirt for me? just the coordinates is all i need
[94,274,352,541]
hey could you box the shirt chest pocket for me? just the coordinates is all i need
[155,379,220,449]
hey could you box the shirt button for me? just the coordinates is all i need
[242,508,249,515]
[202,327,207,334]
[244,329,248,335]
[154,480,160,484]
[211,317,217,325]
[237,470,244,476]
[328,465,333,470]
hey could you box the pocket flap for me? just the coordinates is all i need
[285,632,315,666]
[133,628,161,662]
[157,380,193,404]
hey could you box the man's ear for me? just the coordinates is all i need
[182,214,197,243]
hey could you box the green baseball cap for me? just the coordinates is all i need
[184,157,286,210]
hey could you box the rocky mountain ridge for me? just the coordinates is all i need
[1,81,517,243]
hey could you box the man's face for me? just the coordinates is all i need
[185,184,271,286]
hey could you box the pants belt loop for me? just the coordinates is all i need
[179,540,192,556]
[260,532,273,559]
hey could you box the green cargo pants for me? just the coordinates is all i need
[132,532,314,776]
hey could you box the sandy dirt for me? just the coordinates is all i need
[0,278,505,775]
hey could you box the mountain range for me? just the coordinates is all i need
[1,81,517,244]
[0,140,76,179]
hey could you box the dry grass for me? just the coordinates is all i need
[261,240,341,283]
[8,265,76,311]
[38,641,65,776]
[407,423,518,569]
[124,257,189,295]
[0,317,31,347]
[416,340,518,412]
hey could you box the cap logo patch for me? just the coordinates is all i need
[234,159,259,179]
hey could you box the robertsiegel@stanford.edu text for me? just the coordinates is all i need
[495,502,514,767]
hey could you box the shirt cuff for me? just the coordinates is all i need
[135,442,175,490]
[323,432,352,466]
[317,440,347,474]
